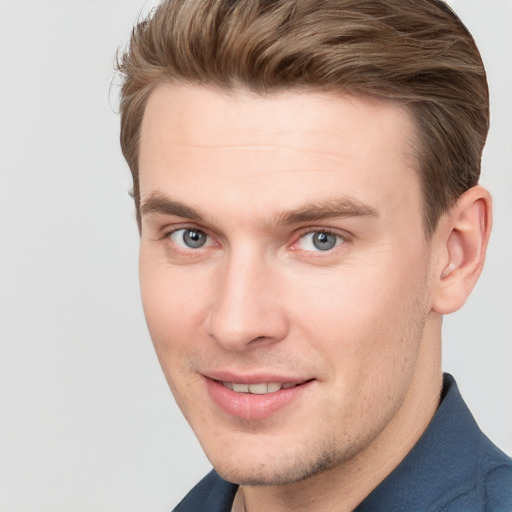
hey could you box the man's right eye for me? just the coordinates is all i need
[169,228,210,249]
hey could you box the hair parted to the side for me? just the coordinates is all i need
[117,0,489,236]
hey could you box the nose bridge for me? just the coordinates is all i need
[206,245,287,350]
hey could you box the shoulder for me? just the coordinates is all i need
[481,437,512,512]
[437,428,512,512]
[172,470,238,512]
[355,375,511,512]
[436,377,512,511]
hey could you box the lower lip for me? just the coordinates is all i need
[205,378,312,421]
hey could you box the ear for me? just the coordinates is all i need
[432,186,492,315]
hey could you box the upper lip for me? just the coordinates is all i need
[203,370,312,385]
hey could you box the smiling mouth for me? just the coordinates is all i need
[207,377,313,420]
[219,381,306,394]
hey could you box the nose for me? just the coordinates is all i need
[205,252,289,351]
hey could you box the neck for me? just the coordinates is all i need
[241,318,443,512]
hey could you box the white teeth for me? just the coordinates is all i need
[248,383,268,394]
[267,383,282,393]
[222,381,299,394]
[232,383,249,393]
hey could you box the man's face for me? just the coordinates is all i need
[138,85,440,485]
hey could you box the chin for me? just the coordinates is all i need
[208,441,347,486]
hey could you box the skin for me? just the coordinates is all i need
[137,84,491,511]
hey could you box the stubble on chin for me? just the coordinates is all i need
[213,435,361,487]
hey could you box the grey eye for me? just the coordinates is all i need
[183,229,207,248]
[312,232,338,251]
[170,228,209,249]
[298,231,343,252]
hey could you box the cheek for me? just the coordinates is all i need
[139,260,208,415]
[288,254,429,373]
[139,255,208,362]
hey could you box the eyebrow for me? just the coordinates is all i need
[141,193,203,221]
[276,198,379,226]
[141,192,379,226]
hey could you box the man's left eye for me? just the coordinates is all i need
[297,231,344,252]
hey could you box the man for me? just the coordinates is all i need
[117,0,512,510]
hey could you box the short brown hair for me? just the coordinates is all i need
[117,0,489,236]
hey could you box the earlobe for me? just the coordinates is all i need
[432,186,492,315]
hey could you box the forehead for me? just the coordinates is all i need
[140,84,416,159]
[138,84,421,226]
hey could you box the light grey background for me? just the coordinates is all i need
[0,0,510,510]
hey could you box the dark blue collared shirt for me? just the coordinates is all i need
[173,374,512,511]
